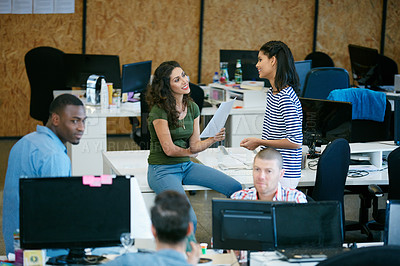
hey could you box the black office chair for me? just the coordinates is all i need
[317,246,400,266]
[132,89,151,150]
[189,82,205,112]
[378,55,398,86]
[302,67,350,99]
[305,51,334,68]
[25,46,67,125]
[132,83,204,150]
[367,147,400,230]
[351,99,392,142]
[309,139,350,226]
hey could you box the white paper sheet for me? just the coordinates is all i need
[0,0,12,13]
[12,0,32,13]
[200,99,235,138]
[33,0,53,13]
[54,0,74,13]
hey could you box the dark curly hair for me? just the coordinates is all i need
[146,61,190,128]
[260,41,300,93]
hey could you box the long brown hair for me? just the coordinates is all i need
[146,61,190,128]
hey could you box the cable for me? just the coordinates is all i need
[348,170,369,178]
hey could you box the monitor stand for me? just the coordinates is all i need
[46,248,106,265]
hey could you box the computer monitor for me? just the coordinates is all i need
[212,198,288,251]
[20,175,131,265]
[272,201,343,249]
[295,60,312,96]
[300,97,352,152]
[121,60,152,95]
[348,44,380,87]
[64,54,122,89]
[384,200,400,246]
[219,49,271,87]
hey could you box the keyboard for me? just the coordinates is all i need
[276,247,348,262]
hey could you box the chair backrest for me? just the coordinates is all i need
[318,246,400,266]
[25,46,67,124]
[379,55,399,86]
[313,138,350,205]
[189,82,204,113]
[305,51,334,68]
[294,60,312,97]
[136,89,150,150]
[302,67,350,99]
[351,99,392,142]
[388,147,400,200]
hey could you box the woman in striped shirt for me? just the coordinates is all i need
[240,41,303,188]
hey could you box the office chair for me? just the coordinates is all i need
[378,55,398,86]
[305,51,334,68]
[132,83,204,150]
[309,139,350,224]
[132,89,150,150]
[189,82,205,112]
[317,246,400,266]
[302,67,350,99]
[367,147,400,231]
[25,46,67,125]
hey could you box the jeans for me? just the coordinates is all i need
[147,161,242,230]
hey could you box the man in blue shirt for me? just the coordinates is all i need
[2,94,86,255]
[104,191,201,266]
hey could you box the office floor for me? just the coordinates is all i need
[0,136,384,256]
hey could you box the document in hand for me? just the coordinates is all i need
[200,99,235,138]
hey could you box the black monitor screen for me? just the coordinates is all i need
[212,199,289,251]
[64,54,122,89]
[121,60,152,94]
[348,44,380,87]
[300,97,352,147]
[20,176,130,251]
[220,50,270,87]
[272,201,343,249]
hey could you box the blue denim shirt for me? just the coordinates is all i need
[2,125,71,255]
[103,249,191,266]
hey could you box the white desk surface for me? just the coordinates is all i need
[103,142,394,194]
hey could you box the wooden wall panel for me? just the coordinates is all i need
[317,0,383,84]
[0,0,399,137]
[386,0,400,69]
[201,0,315,83]
[0,2,83,136]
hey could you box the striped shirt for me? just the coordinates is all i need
[230,183,307,203]
[262,87,303,179]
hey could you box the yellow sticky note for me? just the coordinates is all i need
[23,250,46,266]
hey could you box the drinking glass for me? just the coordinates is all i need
[120,232,134,253]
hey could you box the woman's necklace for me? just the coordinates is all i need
[178,105,186,130]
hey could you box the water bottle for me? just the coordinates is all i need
[213,72,219,83]
[235,59,243,84]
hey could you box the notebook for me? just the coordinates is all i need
[272,201,346,262]
[384,200,400,246]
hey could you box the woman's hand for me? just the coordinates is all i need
[213,128,226,142]
[240,137,261,150]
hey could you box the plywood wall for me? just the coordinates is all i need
[0,0,399,137]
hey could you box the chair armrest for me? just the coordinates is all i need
[368,184,384,197]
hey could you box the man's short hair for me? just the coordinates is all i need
[151,190,190,244]
[48,94,84,116]
[255,148,283,169]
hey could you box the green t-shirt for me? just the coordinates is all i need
[147,101,200,165]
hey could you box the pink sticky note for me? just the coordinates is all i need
[100,175,113,185]
[82,175,95,185]
[90,177,102,187]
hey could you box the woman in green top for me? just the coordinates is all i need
[146,61,242,230]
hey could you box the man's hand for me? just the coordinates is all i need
[187,242,201,265]
[240,137,261,150]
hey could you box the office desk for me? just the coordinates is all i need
[102,142,395,210]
